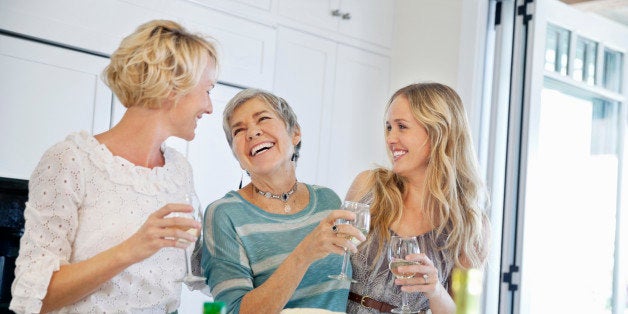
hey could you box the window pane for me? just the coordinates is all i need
[574,37,598,85]
[545,24,570,75]
[521,85,620,313]
[603,48,623,93]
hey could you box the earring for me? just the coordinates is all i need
[239,169,251,189]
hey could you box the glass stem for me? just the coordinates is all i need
[401,291,409,311]
[183,248,192,276]
[340,251,350,276]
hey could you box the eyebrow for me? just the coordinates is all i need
[230,110,271,129]
[387,118,410,124]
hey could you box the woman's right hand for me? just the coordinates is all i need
[118,203,201,264]
[295,209,367,264]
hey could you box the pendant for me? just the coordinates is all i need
[284,203,291,213]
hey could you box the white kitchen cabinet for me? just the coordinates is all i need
[325,44,391,196]
[273,27,338,185]
[0,0,277,90]
[123,0,278,90]
[0,34,112,180]
[276,0,394,48]
[273,27,390,196]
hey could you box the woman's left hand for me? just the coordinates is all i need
[394,253,445,300]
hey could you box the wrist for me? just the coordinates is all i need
[113,240,140,266]
[425,282,446,300]
[289,245,311,268]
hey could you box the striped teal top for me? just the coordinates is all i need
[201,184,349,313]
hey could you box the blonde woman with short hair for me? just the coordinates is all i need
[10,19,218,313]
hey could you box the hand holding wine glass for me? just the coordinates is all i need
[328,201,370,282]
[388,235,421,314]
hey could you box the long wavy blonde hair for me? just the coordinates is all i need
[368,82,489,269]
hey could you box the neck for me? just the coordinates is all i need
[249,179,299,213]
[401,171,427,214]
[95,106,169,168]
[252,180,298,200]
[248,165,297,193]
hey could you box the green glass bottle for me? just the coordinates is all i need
[203,301,226,314]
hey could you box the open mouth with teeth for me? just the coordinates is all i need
[392,149,407,160]
[251,142,275,156]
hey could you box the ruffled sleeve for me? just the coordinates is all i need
[10,140,84,313]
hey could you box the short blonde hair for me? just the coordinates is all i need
[103,19,218,109]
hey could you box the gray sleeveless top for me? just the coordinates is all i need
[347,193,454,313]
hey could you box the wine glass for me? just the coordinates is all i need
[174,191,206,284]
[328,201,370,282]
[388,235,421,313]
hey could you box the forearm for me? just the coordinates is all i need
[41,242,136,313]
[426,284,456,314]
[238,250,310,314]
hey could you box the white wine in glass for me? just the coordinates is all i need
[388,235,420,314]
[328,201,370,282]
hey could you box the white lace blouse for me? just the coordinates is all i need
[10,131,193,313]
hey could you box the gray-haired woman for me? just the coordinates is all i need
[200,88,365,313]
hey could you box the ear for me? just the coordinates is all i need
[162,90,179,110]
[291,126,301,146]
[161,95,176,110]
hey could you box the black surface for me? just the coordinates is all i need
[0,177,27,312]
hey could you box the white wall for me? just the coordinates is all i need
[390,0,463,89]
[390,0,489,145]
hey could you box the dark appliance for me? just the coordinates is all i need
[0,177,27,314]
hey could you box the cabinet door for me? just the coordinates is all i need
[276,0,340,33]
[325,45,390,196]
[0,34,112,180]
[340,0,394,47]
[273,27,338,185]
[277,0,394,48]
[119,0,278,90]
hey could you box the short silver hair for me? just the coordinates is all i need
[222,88,302,161]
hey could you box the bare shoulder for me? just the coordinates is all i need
[345,170,374,202]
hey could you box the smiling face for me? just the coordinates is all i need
[385,95,431,177]
[168,58,217,141]
[228,97,301,177]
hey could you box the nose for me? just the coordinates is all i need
[205,97,213,115]
[386,129,397,145]
[247,127,262,140]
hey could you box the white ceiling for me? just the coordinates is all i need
[561,0,628,26]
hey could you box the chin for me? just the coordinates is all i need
[177,133,195,142]
[391,164,407,176]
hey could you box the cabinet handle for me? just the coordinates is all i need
[331,9,341,17]
[341,13,351,20]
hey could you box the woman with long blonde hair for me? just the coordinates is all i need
[346,83,490,314]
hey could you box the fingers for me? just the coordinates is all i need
[394,253,440,294]
[325,209,356,224]
[160,216,201,231]
[153,203,193,218]
[324,209,366,242]
[332,223,366,243]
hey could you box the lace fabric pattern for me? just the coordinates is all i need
[347,194,454,314]
[10,131,193,313]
